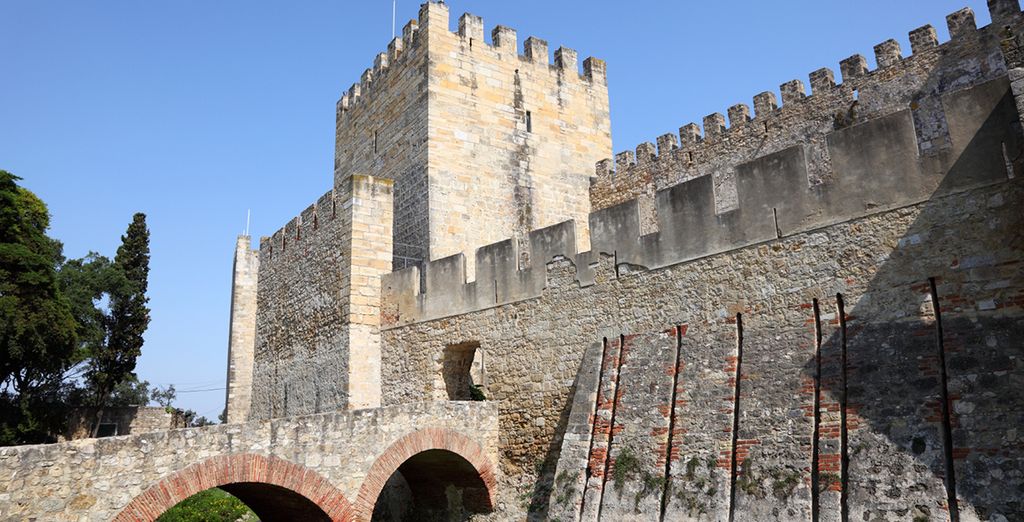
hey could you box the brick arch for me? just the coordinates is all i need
[354,427,497,520]
[114,453,354,522]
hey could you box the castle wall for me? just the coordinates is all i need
[59,407,186,441]
[382,177,1024,522]
[422,5,611,276]
[379,5,1024,519]
[250,175,394,420]
[252,188,350,419]
[224,235,258,424]
[590,6,1017,236]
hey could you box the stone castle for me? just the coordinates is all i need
[3,2,1023,521]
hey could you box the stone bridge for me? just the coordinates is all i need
[0,401,499,521]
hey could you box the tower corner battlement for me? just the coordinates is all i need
[336,2,607,127]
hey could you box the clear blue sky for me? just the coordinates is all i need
[0,1,993,420]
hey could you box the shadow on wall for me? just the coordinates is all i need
[545,48,1024,522]
[797,81,1024,519]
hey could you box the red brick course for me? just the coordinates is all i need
[113,453,355,522]
[352,427,497,520]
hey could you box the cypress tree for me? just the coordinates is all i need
[87,213,150,417]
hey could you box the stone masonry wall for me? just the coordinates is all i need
[248,2,610,419]
[253,186,350,419]
[251,175,394,420]
[334,16,429,270]
[333,3,611,275]
[380,4,1024,519]
[422,4,611,277]
[60,407,186,441]
[224,235,258,424]
[0,401,499,522]
[383,177,1024,522]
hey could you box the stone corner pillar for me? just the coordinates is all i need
[344,175,395,410]
[225,234,259,424]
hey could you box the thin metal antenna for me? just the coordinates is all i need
[392,0,396,39]
[245,209,250,237]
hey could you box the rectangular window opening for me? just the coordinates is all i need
[525,111,532,133]
[96,423,118,438]
[443,341,485,401]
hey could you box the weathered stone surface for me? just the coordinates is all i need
[251,175,393,419]
[333,2,610,274]
[11,3,1024,522]
[225,235,258,424]
[0,402,499,522]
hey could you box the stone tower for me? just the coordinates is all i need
[333,1,612,275]
[233,2,611,422]
[223,235,258,424]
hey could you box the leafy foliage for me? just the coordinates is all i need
[149,385,214,427]
[0,171,155,443]
[0,170,78,444]
[107,377,152,406]
[150,384,177,409]
[155,488,257,522]
[469,383,486,401]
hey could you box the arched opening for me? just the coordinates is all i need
[154,484,333,522]
[155,488,254,520]
[224,483,330,520]
[371,449,492,521]
[115,454,354,522]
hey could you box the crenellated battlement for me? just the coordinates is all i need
[258,188,338,264]
[592,2,1023,216]
[335,18,422,119]
[384,43,1024,326]
[437,2,607,84]
[335,2,606,125]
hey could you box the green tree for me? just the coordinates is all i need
[150,384,176,409]
[107,376,151,406]
[58,253,123,370]
[0,171,78,444]
[86,213,150,433]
